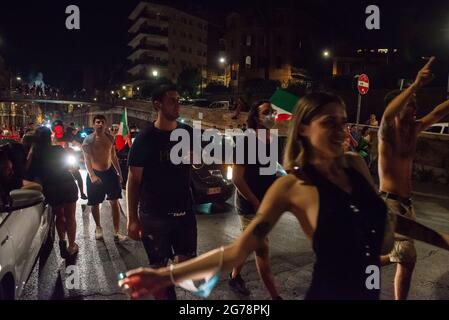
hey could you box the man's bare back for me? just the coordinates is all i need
[378,118,421,198]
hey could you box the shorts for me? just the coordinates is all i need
[382,196,417,264]
[86,166,122,206]
[44,179,79,207]
[236,209,269,241]
[140,215,197,268]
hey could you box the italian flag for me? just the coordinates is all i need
[270,89,300,122]
[115,108,132,151]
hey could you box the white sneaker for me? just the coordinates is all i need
[95,227,104,240]
[114,233,128,242]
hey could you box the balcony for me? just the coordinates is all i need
[132,56,169,67]
[135,42,168,52]
[136,24,168,37]
[142,11,170,22]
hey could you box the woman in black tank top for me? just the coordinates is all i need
[119,93,449,301]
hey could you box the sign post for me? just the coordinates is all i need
[356,74,370,124]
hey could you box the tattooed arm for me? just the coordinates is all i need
[119,176,295,298]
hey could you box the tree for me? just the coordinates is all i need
[243,78,280,95]
[204,81,230,94]
[177,68,201,97]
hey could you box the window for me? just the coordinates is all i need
[425,126,443,134]
[172,44,176,49]
[189,34,193,40]
[197,50,202,56]
[246,35,252,46]
[181,60,187,67]
[173,29,177,35]
[203,52,206,57]
[198,36,202,42]
[181,31,186,38]
[188,47,192,54]
[189,20,193,25]
[245,56,252,69]
[181,46,187,52]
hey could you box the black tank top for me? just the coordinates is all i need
[292,164,387,300]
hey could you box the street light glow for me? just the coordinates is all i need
[111,90,115,94]
[152,70,159,77]
[16,77,22,81]
[219,57,226,64]
[122,85,126,90]
[323,50,330,58]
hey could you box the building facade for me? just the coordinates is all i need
[223,8,322,93]
[127,1,208,86]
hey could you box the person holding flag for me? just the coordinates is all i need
[115,108,133,152]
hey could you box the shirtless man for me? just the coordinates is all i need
[378,57,449,300]
[82,115,126,241]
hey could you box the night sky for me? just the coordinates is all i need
[0,0,448,90]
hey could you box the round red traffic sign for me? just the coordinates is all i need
[357,74,370,95]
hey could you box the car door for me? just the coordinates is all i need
[0,210,17,297]
[5,190,46,297]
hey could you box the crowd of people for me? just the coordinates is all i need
[1,57,449,300]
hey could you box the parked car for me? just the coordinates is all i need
[116,137,235,206]
[0,189,54,300]
[424,123,449,135]
[208,101,230,109]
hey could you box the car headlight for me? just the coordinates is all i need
[72,146,81,152]
[226,165,233,180]
[66,155,77,166]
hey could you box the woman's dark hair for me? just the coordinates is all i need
[247,100,271,129]
[32,126,52,150]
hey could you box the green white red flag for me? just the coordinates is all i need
[115,108,132,151]
[269,89,300,122]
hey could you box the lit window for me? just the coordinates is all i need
[246,35,252,46]
[245,56,252,68]
[378,49,389,54]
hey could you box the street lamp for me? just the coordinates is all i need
[16,77,22,81]
[322,50,330,58]
[219,57,226,85]
[152,70,159,77]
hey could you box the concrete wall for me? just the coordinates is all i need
[70,100,449,185]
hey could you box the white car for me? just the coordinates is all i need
[0,189,54,300]
[424,123,449,135]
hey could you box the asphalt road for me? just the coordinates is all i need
[20,189,449,300]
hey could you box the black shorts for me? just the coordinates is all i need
[44,179,79,207]
[140,215,197,268]
[86,166,122,206]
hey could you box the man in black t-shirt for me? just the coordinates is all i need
[126,84,197,300]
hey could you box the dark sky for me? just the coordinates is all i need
[0,0,448,90]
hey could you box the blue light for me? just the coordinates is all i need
[81,132,88,138]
